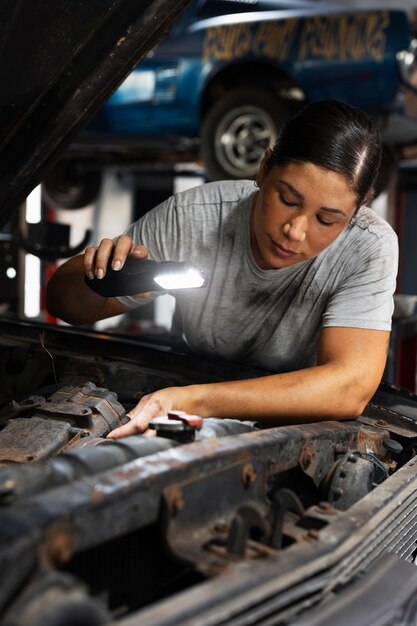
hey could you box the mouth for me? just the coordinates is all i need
[270,238,299,259]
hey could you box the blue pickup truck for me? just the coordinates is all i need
[45,0,417,207]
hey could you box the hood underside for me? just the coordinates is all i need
[0,0,191,229]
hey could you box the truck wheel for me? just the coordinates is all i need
[43,161,102,209]
[201,89,289,180]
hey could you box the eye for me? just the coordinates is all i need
[279,193,298,207]
[316,215,334,227]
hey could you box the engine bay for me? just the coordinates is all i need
[1,319,417,625]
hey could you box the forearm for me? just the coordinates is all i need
[108,328,388,439]
[46,256,127,325]
[184,363,373,425]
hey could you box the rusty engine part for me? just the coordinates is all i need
[0,382,127,464]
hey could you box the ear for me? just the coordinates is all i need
[257,147,273,186]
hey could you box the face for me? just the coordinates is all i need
[250,152,358,270]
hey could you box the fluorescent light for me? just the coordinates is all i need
[26,185,42,223]
[24,254,41,318]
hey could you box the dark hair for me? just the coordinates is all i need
[267,100,382,207]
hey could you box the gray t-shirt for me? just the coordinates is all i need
[118,180,398,372]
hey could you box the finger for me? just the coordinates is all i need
[94,238,116,279]
[111,235,135,271]
[107,394,151,439]
[127,394,162,421]
[107,417,147,439]
[84,247,98,280]
[130,243,149,259]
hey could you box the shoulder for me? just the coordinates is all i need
[334,206,398,261]
[317,207,398,279]
[349,206,397,244]
[171,179,256,210]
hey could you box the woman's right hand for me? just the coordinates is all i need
[84,235,149,279]
[47,235,152,324]
[84,235,151,298]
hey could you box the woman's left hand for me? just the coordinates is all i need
[107,387,193,438]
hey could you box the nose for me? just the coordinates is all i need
[283,214,307,242]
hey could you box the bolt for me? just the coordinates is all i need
[3,479,16,491]
[348,454,358,463]
[172,494,184,515]
[214,523,227,533]
[166,486,184,516]
[301,453,312,470]
[307,529,320,539]
[42,529,74,566]
[318,501,335,513]
[241,463,256,488]
[332,487,343,498]
[376,419,388,427]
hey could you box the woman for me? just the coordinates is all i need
[46,99,398,438]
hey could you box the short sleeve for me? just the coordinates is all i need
[322,230,398,331]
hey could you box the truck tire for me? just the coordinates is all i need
[43,161,102,209]
[201,88,289,180]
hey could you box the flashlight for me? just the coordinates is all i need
[85,255,206,297]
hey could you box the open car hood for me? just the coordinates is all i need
[0,0,191,230]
